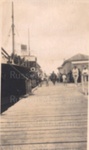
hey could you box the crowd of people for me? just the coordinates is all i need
[25,66,88,96]
[38,66,89,87]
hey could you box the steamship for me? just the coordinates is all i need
[1,2,42,112]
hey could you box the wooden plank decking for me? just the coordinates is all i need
[0,83,88,150]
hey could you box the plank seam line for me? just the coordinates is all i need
[0,141,87,146]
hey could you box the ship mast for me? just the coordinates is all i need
[12,1,15,59]
[28,28,30,56]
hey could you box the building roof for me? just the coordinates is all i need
[62,53,89,66]
[57,66,63,70]
[68,53,89,61]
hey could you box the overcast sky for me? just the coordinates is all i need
[1,0,89,74]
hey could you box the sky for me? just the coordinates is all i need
[1,0,89,74]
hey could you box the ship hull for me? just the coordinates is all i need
[1,63,39,113]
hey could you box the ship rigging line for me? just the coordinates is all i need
[9,63,29,81]
[1,52,9,60]
[1,47,10,58]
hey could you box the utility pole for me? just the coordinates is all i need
[12,1,15,60]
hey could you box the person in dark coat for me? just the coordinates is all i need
[50,71,57,85]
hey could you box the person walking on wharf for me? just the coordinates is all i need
[62,71,67,86]
[50,71,57,85]
[44,74,49,86]
[81,66,88,95]
[72,66,79,85]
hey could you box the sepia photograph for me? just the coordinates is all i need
[0,0,89,149]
